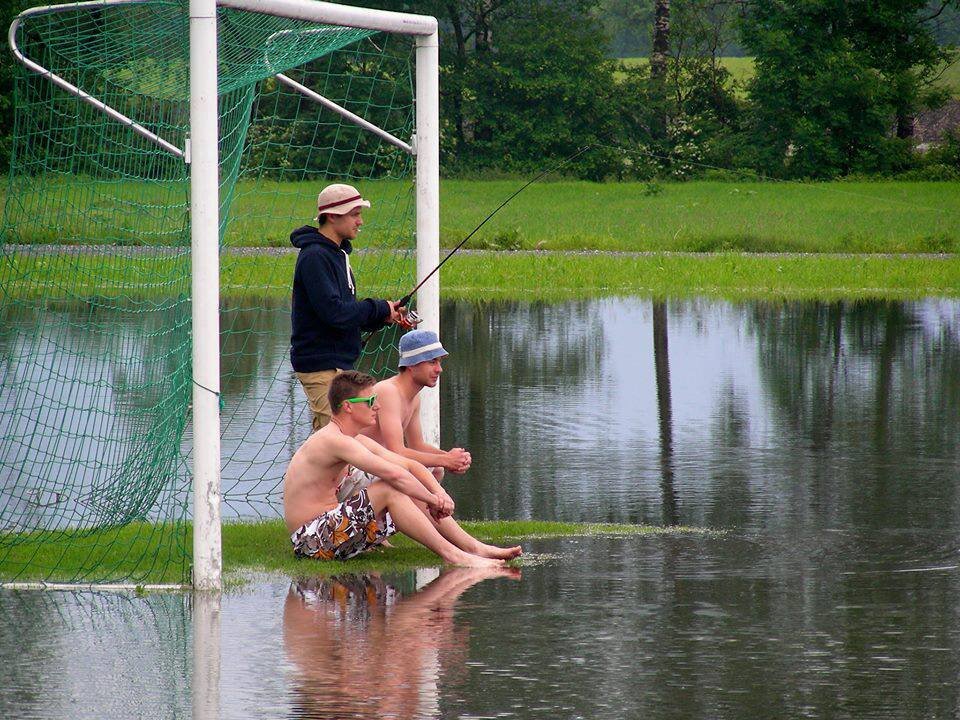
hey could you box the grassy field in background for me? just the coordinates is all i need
[429,179,960,254]
[617,56,960,96]
[4,177,960,299]
[0,520,704,585]
[5,247,959,301]
[618,56,756,87]
[4,178,960,253]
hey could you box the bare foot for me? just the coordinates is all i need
[474,543,523,560]
[445,551,506,568]
[442,565,522,583]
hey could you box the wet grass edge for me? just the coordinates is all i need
[0,519,715,588]
[5,249,959,301]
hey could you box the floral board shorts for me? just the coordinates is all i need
[290,489,396,561]
[336,466,379,503]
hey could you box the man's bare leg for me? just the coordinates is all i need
[411,503,522,560]
[436,516,523,560]
[366,484,505,568]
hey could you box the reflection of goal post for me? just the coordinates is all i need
[4,0,439,590]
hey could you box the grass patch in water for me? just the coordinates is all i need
[229,519,707,580]
[0,519,704,586]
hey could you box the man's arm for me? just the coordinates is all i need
[376,389,471,473]
[375,388,450,467]
[333,433,443,511]
[404,399,471,474]
[357,435,454,517]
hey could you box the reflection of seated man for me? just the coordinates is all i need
[283,370,520,566]
[342,329,469,501]
[283,567,518,719]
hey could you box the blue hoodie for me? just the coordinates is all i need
[289,225,390,372]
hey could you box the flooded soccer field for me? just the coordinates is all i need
[2,296,959,718]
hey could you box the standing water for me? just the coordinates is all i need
[1,297,958,718]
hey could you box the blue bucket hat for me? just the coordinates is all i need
[398,329,448,367]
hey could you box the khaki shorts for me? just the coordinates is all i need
[295,368,342,431]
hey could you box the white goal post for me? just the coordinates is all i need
[8,0,439,592]
[188,0,441,591]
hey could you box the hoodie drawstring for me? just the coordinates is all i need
[341,248,355,295]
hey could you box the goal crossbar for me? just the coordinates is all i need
[8,0,431,159]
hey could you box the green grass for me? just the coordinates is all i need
[433,179,960,254]
[0,522,191,586]
[0,519,708,586]
[223,518,708,581]
[5,178,960,253]
[5,248,959,301]
[618,56,960,96]
[4,177,960,300]
[618,56,756,87]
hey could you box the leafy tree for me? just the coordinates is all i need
[403,0,623,177]
[611,0,744,179]
[739,0,957,178]
[597,0,655,57]
[1,1,38,173]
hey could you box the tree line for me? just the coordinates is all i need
[388,0,960,179]
[2,0,960,180]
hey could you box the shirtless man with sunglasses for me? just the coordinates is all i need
[283,370,521,566]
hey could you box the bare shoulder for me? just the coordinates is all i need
[355,433,386,453]
[295,425,355,462]
[373,376,402,401]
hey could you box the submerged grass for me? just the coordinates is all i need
[5,248,959,301]
[222,518,703,581]
[0,519,705,586]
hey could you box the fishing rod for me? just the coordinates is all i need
[366,144,594,339]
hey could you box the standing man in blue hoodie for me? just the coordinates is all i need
[290,183,406,431]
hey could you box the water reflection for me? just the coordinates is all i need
[0,589,191,719]
[454,534,960,720]
[1,530,958,719]
[443,298,960,532]
[282,567,520,719]
[2,296,958,535]
[653,301,679,525]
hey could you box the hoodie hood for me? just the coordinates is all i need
[290,225,353,253]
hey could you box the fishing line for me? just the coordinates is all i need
[401,144,592,308]
[363,144,593,345]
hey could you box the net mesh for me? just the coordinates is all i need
[0,0,417,584]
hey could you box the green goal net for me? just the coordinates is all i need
[0,0,418,585]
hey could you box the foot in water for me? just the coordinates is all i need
[476,542,523,560]
[447,550,507,568]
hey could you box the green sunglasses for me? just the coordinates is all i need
[343,394,376,408]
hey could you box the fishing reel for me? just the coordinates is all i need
[398,309,421,330]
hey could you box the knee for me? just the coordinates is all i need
[368,482,402,506]
[431,467,445,483]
